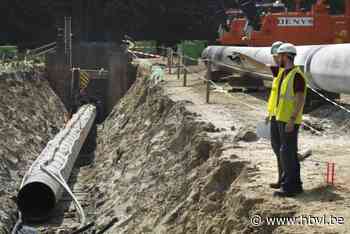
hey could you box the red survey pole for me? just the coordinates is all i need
[326,162,336,185]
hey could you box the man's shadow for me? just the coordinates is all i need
[296,185,344,203]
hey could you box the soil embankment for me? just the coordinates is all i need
[0,70,65,233]
[86,60,350,233]
[4,59,350,233]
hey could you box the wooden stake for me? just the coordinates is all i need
[167,48,171,74]
[171,49,174,67]
[177,52,181,79]
[206,61,211,104]
[183,67,187,87]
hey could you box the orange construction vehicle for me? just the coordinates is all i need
[218,0,350,46]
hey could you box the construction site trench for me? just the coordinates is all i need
[2,56,350,234]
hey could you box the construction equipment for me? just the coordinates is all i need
[219,0,350,45]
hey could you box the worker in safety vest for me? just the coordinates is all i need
[266,41,284,190]
[270,43,307,197]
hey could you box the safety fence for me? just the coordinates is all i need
[129,45,350,187]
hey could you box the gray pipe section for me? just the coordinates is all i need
[17,104,96,221]
[202,44,350,94]
[306,44,350,94]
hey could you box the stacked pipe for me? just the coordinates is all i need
[202,44,350,94]
[17,104,96,221]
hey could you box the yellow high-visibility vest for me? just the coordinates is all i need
[267,68,284,118]
[275,66,307,124]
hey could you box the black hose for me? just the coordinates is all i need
[70,222,95,234]
[96,217,119,234]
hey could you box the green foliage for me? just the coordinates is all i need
[178,40,208,65]
[0,0,56,46]
[0,46,18,60]
[0,0,347,45]
[134,41,158,53]
[0,46,18,54]
[283,0,345,14]
[328,0,346,14]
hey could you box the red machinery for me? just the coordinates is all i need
[218,0,350,46]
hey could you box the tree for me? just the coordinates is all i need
[1,0,347,47]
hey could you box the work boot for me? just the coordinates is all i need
[269,183,281,189]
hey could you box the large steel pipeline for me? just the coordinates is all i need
[202,44,350,94]
[17,104,96,221]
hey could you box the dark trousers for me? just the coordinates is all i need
[270,117,302,192]
[270,117,283,184]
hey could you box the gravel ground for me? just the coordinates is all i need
[163,67,350,234]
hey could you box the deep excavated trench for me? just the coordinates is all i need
[85,60,350,234]
[2,58,350,233]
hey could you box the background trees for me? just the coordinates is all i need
[0,0,345,48]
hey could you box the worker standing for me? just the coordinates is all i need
[266,41,284,189]
[271,43,307,197]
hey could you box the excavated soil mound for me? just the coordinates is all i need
[82,60,350,234]
[85,67,258,233]
[0,71,65,233]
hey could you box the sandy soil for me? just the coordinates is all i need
[21,59,350,234]
[163,67,350,233]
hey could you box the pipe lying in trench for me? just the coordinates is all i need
[17,104,96,222]
[202,44,350,94]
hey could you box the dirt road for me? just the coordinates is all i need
[163,66,350,233]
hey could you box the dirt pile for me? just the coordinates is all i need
[0,70,65,233]
[304,102,350,135]
[80,57,350,234]
[83,65,283,233]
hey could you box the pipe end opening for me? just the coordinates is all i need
[17,182,56,222]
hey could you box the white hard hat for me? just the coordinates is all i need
[277,43,297,55]
[271,41,283,55]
